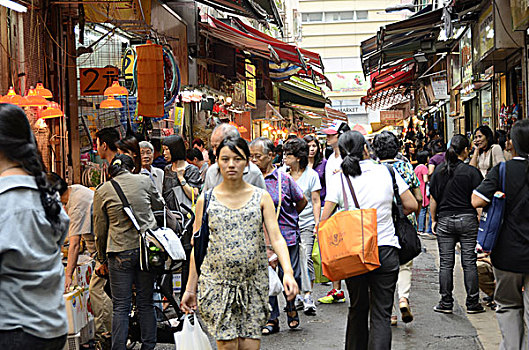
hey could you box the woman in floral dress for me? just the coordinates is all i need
[181,136,298,350]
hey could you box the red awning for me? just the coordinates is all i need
[361,63,415,109]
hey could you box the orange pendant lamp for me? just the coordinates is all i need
[20,88,49,107]
[100,95,123,109]
[35,83,53,98]
[104,81,128,96]
[41,102,64,119]
[0,87,23,105]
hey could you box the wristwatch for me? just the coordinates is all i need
[180,179,187,186]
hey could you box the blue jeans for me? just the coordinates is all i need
[269,242,302,321]
[108,249,156,350]
[418,206,433,234]
[436,214,480,308]
[0,329,66,350]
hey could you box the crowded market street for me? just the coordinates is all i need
[151,238,500,350]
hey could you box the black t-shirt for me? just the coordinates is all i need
[474,158,529,273]
[430,161,483,217]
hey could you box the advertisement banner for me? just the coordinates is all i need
[245,63,257,108]
[326,72,370,97]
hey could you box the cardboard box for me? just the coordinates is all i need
[76,260,94,289]
[80,317,95,344]
[64,289,86,334]
[81,289,94,323]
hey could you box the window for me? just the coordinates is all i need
[356,10,368,20]
[302,12,323,22]
[324,11,354,22]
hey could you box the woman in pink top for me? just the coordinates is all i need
[415,151,432,236]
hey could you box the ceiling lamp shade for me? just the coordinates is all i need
[0,87,23,105]
[35,83,53,98]
[41,108,64,119]
[20,89,49,107]
[104,81,128,96]
[100,96,123,109]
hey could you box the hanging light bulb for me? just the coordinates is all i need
[20,88,49,107]
[103,81,128,96]
[100,96,123,109]
[35,83,53,98]
[0,87,23,105]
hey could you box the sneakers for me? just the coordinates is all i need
[318,289,346,304]
[391,315,398,326]
[467,304,486,314]
[303,295,317,316]
[295,295,304,310]
[399,298,414,323]
[433,303,453,314]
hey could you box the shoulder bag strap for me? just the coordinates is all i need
[276,170,282,220]
[488,148,494,171]
[341,173,360,209]
[385,164,407,219]
[110,179,142,232]
[500,161,506,192]
[195,189,212,238]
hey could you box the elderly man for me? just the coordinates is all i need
[186,148,208,182]
[139,141,164,194]
[203,123,265,190]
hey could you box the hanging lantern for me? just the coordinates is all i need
[0,87,23,105]
[20,89,49,107]
[104,81,128,96]
[100,96,123,109]
[35,83,53,98]
[41,107,64,119]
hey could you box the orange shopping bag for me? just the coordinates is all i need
[317,174,380,281]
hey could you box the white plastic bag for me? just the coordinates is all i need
[268,266,283,296]
[174,314,212,350]
[151,227,186,261]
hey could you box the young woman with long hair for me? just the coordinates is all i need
[303,134,327,206]
[470,125,505,177]
[430,134,485,314]
[181,136,298,350]
[322,130,417,349]
[0,103,70,349]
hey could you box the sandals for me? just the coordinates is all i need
[286,303,300,329]
[262,319,280,335]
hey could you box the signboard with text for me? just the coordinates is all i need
[79,67,119,96]
[245,63,256,108]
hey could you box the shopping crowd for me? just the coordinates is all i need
[0,101,528,350]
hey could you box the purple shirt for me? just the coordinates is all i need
[265,169,304,246]
[313,158,327,206]
[429,152,445,166]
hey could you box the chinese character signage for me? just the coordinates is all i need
[246,63,256,108]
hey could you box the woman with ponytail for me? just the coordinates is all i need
[321,130,417,349]
[473,120,529,349]
[0,104,70,349]
[430,134,485,314]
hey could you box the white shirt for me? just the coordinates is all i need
[295,167,322,229]
[326,160,409,248]
[325,151,342,190]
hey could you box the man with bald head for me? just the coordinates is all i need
[203,123,266,190]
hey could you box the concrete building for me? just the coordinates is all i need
[299,0,411,125]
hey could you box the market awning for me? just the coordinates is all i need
[200,16,330,87]
[361,64,415,110]
[360,8,447,76]
[279,78,327,108]
[284,103,347,129]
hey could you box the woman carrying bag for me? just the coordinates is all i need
[180,136,298,350]
[93,154,165,350]
[321,131,417,349]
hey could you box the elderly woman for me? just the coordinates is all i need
[283,138,321,316]
[249,137,307,334]
[93,154,165,350]
[139,141,164,194]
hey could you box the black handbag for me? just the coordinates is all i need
[386,165,422,265]
[193,189,212,276]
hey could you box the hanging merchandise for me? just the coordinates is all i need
[136,41,164,118]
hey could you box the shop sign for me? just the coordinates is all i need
[450,54,461,89]
[233,81,246,108]
[380,110,404,125]
[431,77,449,100]
[79,67,119,96]
[460,30,473,96]
[478,6,494,60]
[325,72,370,97]
[245,63,257,108]
[510,0,529,30]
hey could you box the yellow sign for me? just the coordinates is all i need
[246,63,256,108]
[121,52,135,81]
[84,0,151,25]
